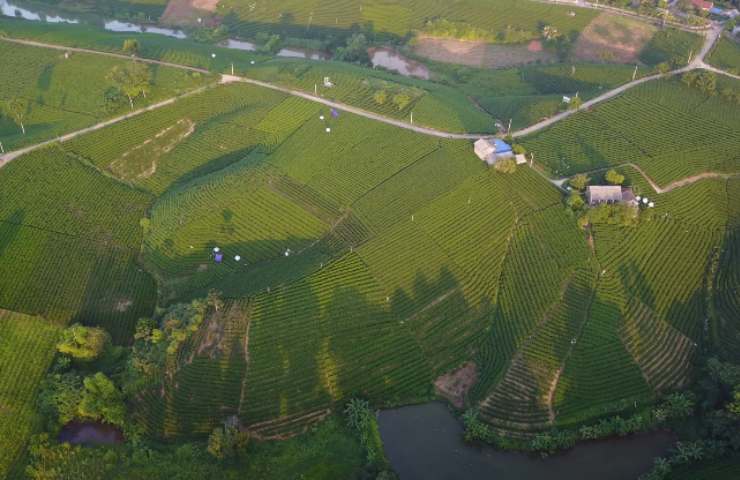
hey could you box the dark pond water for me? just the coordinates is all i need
[59,421,124,446]
[378,402,675,480]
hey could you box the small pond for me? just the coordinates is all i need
[1,0,77,23]
[369,47,430,80]
[104,19,186,39]
[59,421,124,446]
[378,402,675,480]
[222,39,329,60]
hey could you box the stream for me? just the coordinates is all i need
[378,402,675,480]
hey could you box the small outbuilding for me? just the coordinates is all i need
[586,185,638,206]
[474,138,513,166]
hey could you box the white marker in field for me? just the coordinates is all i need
[211,53,216,58]
[326,127,331,133]
[235,255,241,261]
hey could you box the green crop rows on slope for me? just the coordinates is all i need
[221,0,598,40]
[0,310,60,478]
[522,77,740,186]
[0,147,155,340]
[0,40,208,151]
[63,83,288,195]
[707,36,740,75]
[0,17,262,73]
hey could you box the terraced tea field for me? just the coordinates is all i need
[708,36,740,75]
[0,310,60,479]
[521,76,740,186]
[220,0,598,41]
[1,29,738,470]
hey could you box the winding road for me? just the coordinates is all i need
[0,22,737,193]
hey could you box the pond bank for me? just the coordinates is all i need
[378,402,675,480]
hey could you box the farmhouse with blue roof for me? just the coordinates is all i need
[474,138,513,166]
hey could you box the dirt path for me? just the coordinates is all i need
[0,82,217,168]
[555,161,738,195]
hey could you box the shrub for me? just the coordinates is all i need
[207,424,248,460]
[605,169,625,185]
[373,90,388,105]
[569,174,590,191]
[567,193,585,211]
[78,373,125,426]
[462,409,497,444]
[57,324,110,361]
[494,157,517,174]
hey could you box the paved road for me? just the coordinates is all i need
[0,83,215,167]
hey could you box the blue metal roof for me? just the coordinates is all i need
[709,7,723,14]
[494,139,512,153]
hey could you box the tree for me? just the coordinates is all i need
[494,157,516,174]
[333,33,369,64]
[657,62,670,75]
[569,173,590,191]
[3,98,28,134]
[206,424,248,460]
[107,62,152,109]
[122,39,139,55]
[38,371,83,428]
[78,373,126,426]
[567,193,585,211]
[57,324,110,361]
[568,95,582,110]
[605,169,625,185]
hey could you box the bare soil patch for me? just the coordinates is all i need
[413,36,555,69]
[109,118,195,181]
[574,13,656,63]
[434,361,478,408]
[114,298,133,312]
[161,0,219,26]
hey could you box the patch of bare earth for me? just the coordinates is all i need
[434,361,478,409]
[109,118,195,181]
[413,36,555,69]
[114,298,133,312]
[574,13,655,63]
[161,0,219,26]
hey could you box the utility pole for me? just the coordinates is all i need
[410,111,414,124]
[231,63,234,76]
[508,118,512,133]
[0,141,4,154]
[314,83,318,95]
[632,64,638,81]
[688,49,694,64]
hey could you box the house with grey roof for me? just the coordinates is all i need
[586,185,638,206]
